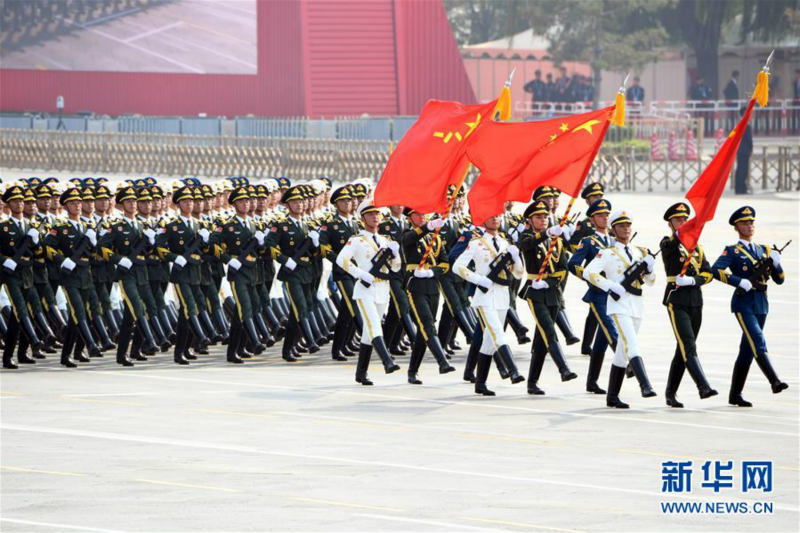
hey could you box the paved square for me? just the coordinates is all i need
[1,191,798,532]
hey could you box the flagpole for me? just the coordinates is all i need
[415,69,515,270]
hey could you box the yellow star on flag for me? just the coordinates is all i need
[560,122,569,132]
[549,134,558,141]
[572,119,601,136]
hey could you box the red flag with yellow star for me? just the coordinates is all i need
[374,98,501,214]
[465,107,614,226]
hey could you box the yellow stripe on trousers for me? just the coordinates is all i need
[667,303,687,361]
[735,312,760,360]
[611,314,631,362]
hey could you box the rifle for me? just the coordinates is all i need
[734,240,791,295]
[275,235,314,282]
[361,246,394,287]
[478,251,514,293]
[610,248,661,301]
[173,234,205,270]
[68,234,92,264]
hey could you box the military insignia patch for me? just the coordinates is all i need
[332,224,338,230]
[63,229,68,235]
[2,227,6,232]
[283,226,288,231]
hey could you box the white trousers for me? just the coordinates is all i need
[355,297,388,343]
[610,313,642,367]
[475,306,509,355]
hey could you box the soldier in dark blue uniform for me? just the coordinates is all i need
[567,199,618,394]
[712,206,788,407]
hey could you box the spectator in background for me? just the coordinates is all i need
[544,72,555,102]
[735,105,753,195]
[580,75,595,103]
[690,76,714,135]
[791,69,800,134]
[723,70,740,101]
[555,67,571,103]
[626,76,645,103]
[523,70,547,108]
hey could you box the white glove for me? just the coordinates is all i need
[285,258,297,271]
[738,278,752,292]
[143,228,156,245]
[507,244,520,262]
[476,276,492,289]
[118,257,132,270]
[198,228,210,243]
[228,258,242,271]
[547,225,563,237]
[562,224,574,240]
[531,279,549,290]
[770,250,781,267]
[26,228,40,245]
[643,255,655,272]
[253,230,265,246]
[360,271,375,285]
[413,268,434,279]
[426,218,445,231]
[3,258,17,271]
[675,274,695,287]
[85,228,97,246]
[309,230,319,247]
[508,227,520,243]
[609,282,626,298]
[174,255,187,268]
[387,241,400,257]
[61,258,76,271]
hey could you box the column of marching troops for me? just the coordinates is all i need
[0,175,789,409]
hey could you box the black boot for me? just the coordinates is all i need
[665,355,685,408]
[137,318,159,356]
[227,323,244,364]
[212,307,232,344]
[306,310,327,345]
[242,317,266,355]
[527,349,546,395]
[263,306,284,341]
[407,337,425,384]
[606,364,629,408]
[92,314,116,352]
[60,326,77,368]
[76,319,102,358]
[506,308,530,344]
[463,336,479,383]
[549,341,577,381]
[556,309,580,345]
[19,315,42,349]
[372,336,400,374]
[493,352,510,380]
[629,356,657,398]
[158,308,177,344]
[188,314,212,350]
[474,354,495,396]
[581,312,597,356]
[685,356,719,399]
[754,353,789,394]
[728,359,753,407]
[586,347,606,394]
[104,308,120,343]
[401,314,418,345]
[299,317,320,354]
[355,343,373,385]
[428,336,456,374]
[455,309,475,341]
[253,313,276,347]
[34,311,57,346]
[150,315,171,352]
[496,344,524,384]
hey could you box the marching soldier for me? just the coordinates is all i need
[1,185,46,368]
[214,185,267,363]
[499,199,530,345]
[660,202,718,407]
[583,210,657,408]
[401,209,455,384]
[569,182,606,355]
[378,204,416,355]
[90,184,121,341]
[97,185,160,366]
[517,200,578,395]
[453,212,526,395]
[711,206,788,407]
[567,198,617,394]
[335,199,402,385]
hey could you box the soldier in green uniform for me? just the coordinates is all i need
[158,185,213,365]
[378,204,416,355]
[660,202,718,407]
[215,185,267,363]
[319,184,360,361]
[1,185,46,368]
[401,209,456,384]
[43,187,107,366]
[89,184,120,341]
[198,184,230,344]
[97,186,160,366]
[267,184,322,361]
[145,183,177,345]
[517,200,579,395]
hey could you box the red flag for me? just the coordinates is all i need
[677,99,755,251]
[374,98,500,214]
[465,107,613,227]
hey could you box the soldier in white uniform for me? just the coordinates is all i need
[336,198,401,385]
[453,214,526,396]
[583,210,657,408]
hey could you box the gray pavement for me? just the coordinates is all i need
[1,192,798,532]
